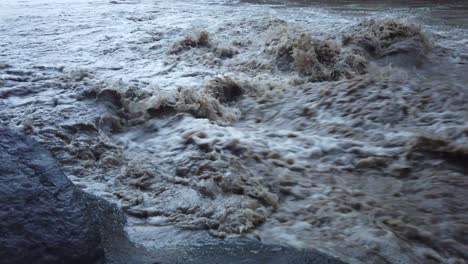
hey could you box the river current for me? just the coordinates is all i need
[1,0,467,263]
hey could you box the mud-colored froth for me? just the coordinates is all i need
[1,0,467,263]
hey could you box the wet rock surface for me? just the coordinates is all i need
[153,239,347,264]
[106,234,348,264]
[0,126,105,264]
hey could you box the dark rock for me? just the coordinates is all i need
[0,126,105,264]
[160,237,348,264]
[105,234,348,264]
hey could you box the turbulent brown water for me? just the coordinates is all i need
[1,0,467,263]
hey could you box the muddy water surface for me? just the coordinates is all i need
[1,0,467,263]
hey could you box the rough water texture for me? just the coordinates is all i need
[1,0,467,263]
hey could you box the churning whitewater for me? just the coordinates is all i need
[1,0,467,263]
